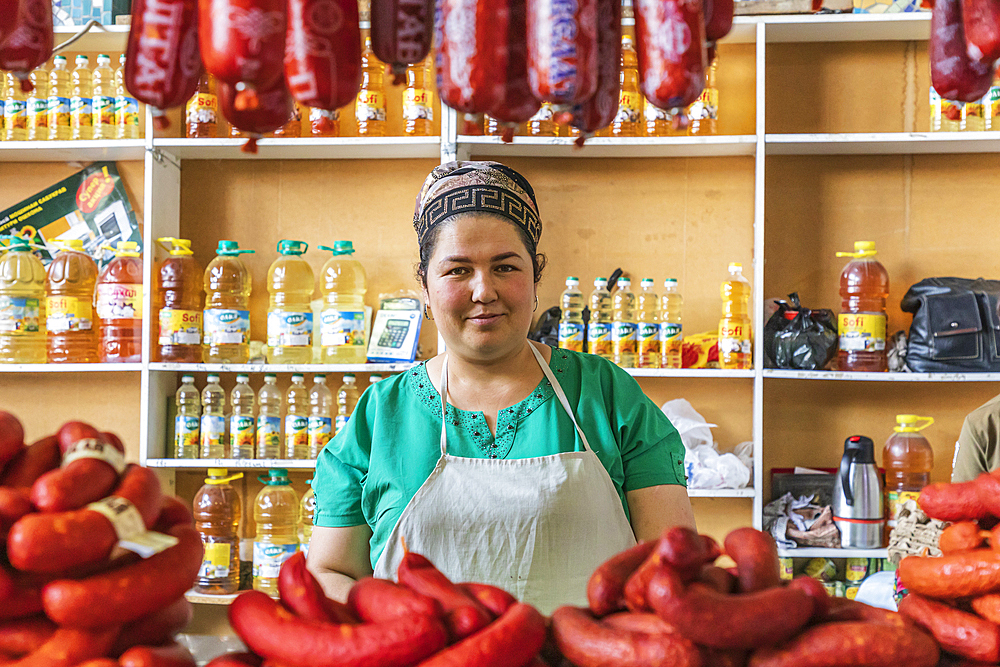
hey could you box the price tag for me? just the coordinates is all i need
[87,497,178,557]
[62,438,127,474]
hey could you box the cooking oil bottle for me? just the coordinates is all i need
[185,71,218,138]
[718,263,752,370]
[660,278,683,369]
[299,482,315,556]
[644,97,676,137]
[253,469,299,597]
[368,373,383,386]
[174,375,201,459]
[201,374,226,458]
[637,278,661,369]
[319,242,368,364]
[272,101,303,137]
[156,237,203,363]
[0,235,46,363]
[91,54,116,140]
[883,415,934,541]
[962,93,985,131]
[4,72,27,141]
[689,53,718,136]
[836,241,889,372]
[558,277,585,353]
[256,373,282,459]
[357,37,387,137]
[587,277,613,360]
[309,107,340,137]
[336,373,360,435]
[203,240,254,364]
[115,54,140,140]
[96,241,143,363]
[47,55,72,140]
[230,374,255,459]
[70,55,93,140]
[528,103,559,137]
[26,65,48,141]
[929,86,942,132]
[940,95,962,132]
[612,277,637,368]
[611,36,642,137]
[986,68,1000,131]
[403,55,434,136]
[285,374,310,459]
[46,239,98,363]
[267,240,314,365]
[193,468,243,594]
[308,374,333,458]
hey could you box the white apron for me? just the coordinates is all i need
[373,343,636,614]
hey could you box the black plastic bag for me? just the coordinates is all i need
[763,293,838,370]
[529,267,624,348]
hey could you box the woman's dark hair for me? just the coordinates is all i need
[415,212,547,286]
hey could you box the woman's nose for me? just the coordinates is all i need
[470,270,499,303]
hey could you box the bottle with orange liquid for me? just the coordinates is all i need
[96,241,143,363]
[156,237,203,363]
[611,36,642,137]
[883,414,934,542]
[309,107,340,137]
[718,263,752,370]
[193,468,243,594]
[185,72,218,138]
[46,239,98,363]
[357,37,387,137]
[273,102,303,138]
[836,241,889,372]
[0,235,46,363]
[402,56,434,136]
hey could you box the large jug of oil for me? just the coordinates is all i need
[156,237,203,363]
[203,241,254,364]
[96,242,143,363]
[253,469,299,596]
[836,241,889,373]
[193,468,243,594]
[46,239,98,363]
[0,236,46,363]
[267,240,314,365]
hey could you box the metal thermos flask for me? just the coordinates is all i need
[832,435,885,549]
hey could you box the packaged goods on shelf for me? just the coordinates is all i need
[203,241,254,365]
[836,242,889,373]
[96,241,142,363]
[252,468,299,596]
[0,235,46,363]
[719,263,752,370]
[307,374,333,458]
[266,240,314,365]
[193,468,243,594]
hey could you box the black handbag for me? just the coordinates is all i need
[900,277,1000,373]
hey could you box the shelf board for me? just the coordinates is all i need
[458,135,757,158]
[185,591,240,606]
[764,369,1000,382]
[756,12,929,43]
[688,488,755,498]
[149,362,417,374]
[777,547,888,559]
[153,137,440,160]
[626,368,755,378]
[54,24,130,52]
[0,140,146,162]
[0,363,142,373]
[767,132,1000,155]
[146,458,317,469]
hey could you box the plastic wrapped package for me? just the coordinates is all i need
[661,398,751,489]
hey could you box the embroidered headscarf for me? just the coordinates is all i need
[413,161,541,246]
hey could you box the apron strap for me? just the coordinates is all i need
[439,344,595,457]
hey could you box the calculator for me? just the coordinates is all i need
[377,319,411,349]
[367,309,421,362]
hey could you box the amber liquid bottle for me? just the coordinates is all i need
[402,57,434,136]
[156,237,204,363]
[186,72,218,138]
[836,241,889,372]
[357,37,387,137]
[273,102,303,138]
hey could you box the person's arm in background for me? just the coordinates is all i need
[952,414,991,483]
[307,524,374,603]
[627,485,696,542]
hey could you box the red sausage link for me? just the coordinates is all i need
[0,411,25,467]
[74,661,121,667]
[55,422,102,455]
[658,528,720,582]
[397,553,492,640]
[371,0,434,82]
[0,0,53,91]
[0,581,43,622]
[975,472,1000,519]
[551,605,702,667]
[277,552,356,624]
[939,521,986,553]
[0,616,56,659]
[218,78,294,152]
[203,653,263,667]
[123,0,200,127]
[151,495,194,533]
[747,620,939,667]
[0,488,32,538]
[31,434,125,512]
[284,0,362,110]
[899,592,1000,663]
[8,464,163,573]
[898,549,1000,599]
[110,597,194,657]
[8,626,119,667]
[229,589,448,667]
[588,540,657,617]
[786,576,830,622]
[918,480,991,522]
[565,0,621,141]
[635,0,707,110]
[526,0,598,105]
[347,577,442,623]
[623,548,661,612]
[819,597,912,629]
[724,528,781,593]
[416,603,547,667]
[119,642,196,667]
[697,565,737,595]
[42,525,203,629]
[963,0,1000,62]
[485,0,541,142]
[458,582,518,618]
[436,0,507,113]
[602,611,677,634]
[703,0,733,43]
[0,436,60,489]
[930,0,994,102]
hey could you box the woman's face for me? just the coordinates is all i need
[424,214,537,362]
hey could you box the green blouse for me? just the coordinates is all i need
[314,346,687,569]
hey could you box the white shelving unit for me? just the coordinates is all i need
[0,363,142,373]
[777,547,889,559]
[149,362,418,374]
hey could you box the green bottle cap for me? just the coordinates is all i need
[277,239,308,256]
[260,468,290,485]
[5,235,30,251]
[318,241,355,256]
[216,240,255,256]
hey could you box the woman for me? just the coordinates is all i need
[308,161,695,612]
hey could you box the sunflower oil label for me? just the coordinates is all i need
[0,297,40,334]
[689,88,719,121]
[253,541,298,579]
[356,90,386,122]
[644,98,671,122]
[47,96,70,129]
[46,296,93,332]
[4,99,26,133]
[230,415,255,454]
[93,95,115,126]
[200,415,225,452]
[403,88,434,121]
[612,321,637,354]
[159,308,201,345]
[719,322,752,354]
[887,490,921,529]
[28,96,48,132]
[321,310,365,348]
[638,322,660,357]
[659,322,682,344]
[256,415,281,454]
[267,311,313,347]
[308,416,332,453]
[336,414,350,434]
[588,322,612,357]
[96,283,142,320]
[838,313,886,352]
[285,415,309,450]
[199,541,232,578]
[175,415,199,452]
[615,90,642,124]
[558,321,584,352]
[71,96,93,126]
[186,93,218,127]
[204,309,250,346]
[115,95,140,130]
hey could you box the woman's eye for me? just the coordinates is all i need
[446,267,467,276]
[496,264,517,273]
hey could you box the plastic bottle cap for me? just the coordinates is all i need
[107,241,141,258]
[664,278,678,286]
[56,239,85,252]
[617,278,630,286]
[292,374,304,380]
[236,374,249,382]
[894,414,935,432]
[5,236,30,251]
[264,373,276,380]
[53,55,66,63]
[207,374,220,382]
[566,276,579,283]
[205,469,243,484]
[344,374,356,380]
[370,374,382,381]
[216,240,255,256]
[260,468,290,485]
[315,374,326,380]
[182,375,194,382]
[157,237,194,256]
[98,54,110,62]
[319,241,355,256]
[75,55,88,64]
[594,277,607,286]
[641,278,654,286]
[836,241,878,259]
[729,263,743,272]
[277,239,308,256]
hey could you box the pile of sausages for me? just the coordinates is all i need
[552,526,940,667]
[0,411,204,667]
[931,0,1000,104]
[896,471,1000,665]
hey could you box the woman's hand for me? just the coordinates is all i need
[626,485,697,542]
[306,524,375,603]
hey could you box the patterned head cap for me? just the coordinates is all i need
[413,161,541,247]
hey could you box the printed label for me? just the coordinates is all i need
[403,88,434,121]
[62,437,126,473]
[941,99,963,123]
[200,415,226,454]
[87,496,146,541]
[612,321,638,355]
[615,91,642,124]
[253,541,298,580]
[638,322,661,357]
[115,95,140,131]
[335,414,350,434]
[159,308,201,345]
[660,322,683,367]
[845,558,869,582]
[887,490,921,528]
[256,415,281,457]
[838,313,886,352]
[199,541,233,578]
[309,107,340,135]
[356,90,386,122]
[558,321,584,353]
[0,297,40,334]
[71,96,93,126]
[965,101,985,121]
[644,99,671,122]
[4,99,26,132]
[93,95,115,126]
[718,334,752,354]
[308,416,332,453]
[285,415,309,453]
[204,309,250,346]
[659,322,682,344]
[588,321,613,357]
[96,283,143,320]
[230,415,255,456]
[47,96,71,129]
[689,88,719,121]
[987,86,1000,128]
[175,415,200,454]
[321,309,366,348]
[186,92,218,127]
[267,311,313,347]
[28,96,48,132]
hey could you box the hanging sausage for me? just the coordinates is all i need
[526,0,599,105]
[219,76,293,152]
[635,0,707,118]
[963,0,1000,63]
[123,0,201,128]
[371,0,434,84]
[931,0,993,102]
[703,0,733,62]
[284,0,363,111]
[0,0,54,92]
[436,0,508,114]
[565,0,621,143]
[487,0,541,142]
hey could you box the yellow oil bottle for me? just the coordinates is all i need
[47,55,72,141]
[253,469,299,597]
[718,263,752,370]
[4,72,27,141]
[115,54,140,140]
[309,107,340,137]
[319,242,368,364]
[0,236,46,363]
[587,277,613,360]
[285,374,310,459]
[611,36,642,137]
[612,277,637,368]
[403,55,434,136]
[357,37,387,137]
[71,55,93,140]
[528,102,559,137]
[689,54,719,136]
[266,240,315,365]
[193,468,243,594]
[203,241,254,364]
[91,54,116,140]
[637,278,661,369]
[46,239,98,363]
[27,65,48,141]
